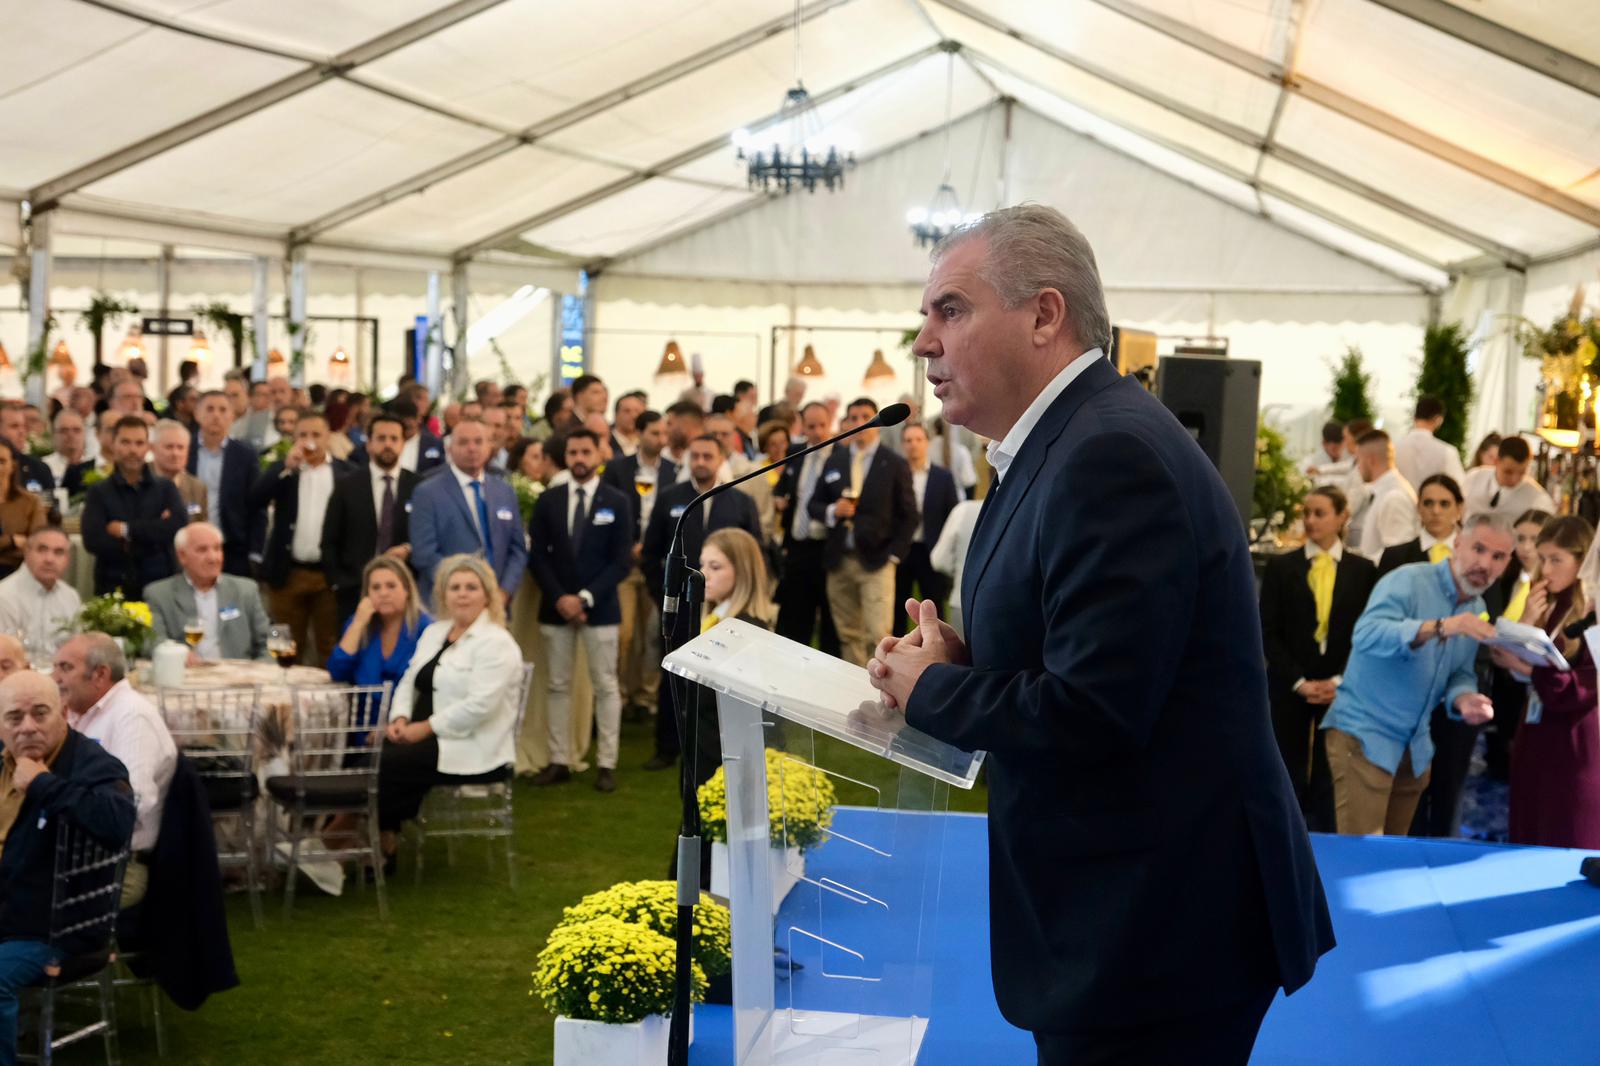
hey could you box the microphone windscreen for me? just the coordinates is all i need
[877,402,911,427]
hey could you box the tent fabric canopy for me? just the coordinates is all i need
[2,0,1596,283]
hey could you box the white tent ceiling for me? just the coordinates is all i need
[2,0,1598,286]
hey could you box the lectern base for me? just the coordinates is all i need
[761,1011,928,1065]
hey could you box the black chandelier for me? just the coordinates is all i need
[732,0,854,195]
[906,51,978,246]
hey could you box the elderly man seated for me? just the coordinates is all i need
[52,634,175,907]
[0,528,81,663]
[143,523,271,663]
[0,670,135,1063]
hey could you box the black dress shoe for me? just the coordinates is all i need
[595,769,617,793]
[530,764,572,786]
[642,754,674,771]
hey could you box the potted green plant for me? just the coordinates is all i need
[1415,323,1474,455]
[1252,420,1308,547]
[1328,345,1375,424]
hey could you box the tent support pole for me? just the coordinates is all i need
[251,257,270,382]
[24,212,52,407]
[288,255,308,388]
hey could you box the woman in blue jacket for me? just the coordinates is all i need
[327,556,431,720]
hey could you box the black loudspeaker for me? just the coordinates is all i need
[1155,354,1261,525]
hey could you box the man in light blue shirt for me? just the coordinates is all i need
[1321,512,1514,835]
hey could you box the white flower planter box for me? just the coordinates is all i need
[553,1011,691,1066]
[709,841,805,916]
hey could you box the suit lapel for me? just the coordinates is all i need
[962,357,1121,618]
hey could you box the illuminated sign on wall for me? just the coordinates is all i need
[558,271,588,387]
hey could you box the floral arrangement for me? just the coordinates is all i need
[557,880,731,980]
[75,592,152,654]
[510,472,545,525]
[532,878,732,1024]
[26,434,51,459]
[1520,285,1600,437]
[1252,420,1308,547]
[699,747,837,850]
[259,437,292,471]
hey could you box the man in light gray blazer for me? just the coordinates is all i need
[144,522,272,662]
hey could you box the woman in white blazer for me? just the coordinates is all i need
[375,553,523,867]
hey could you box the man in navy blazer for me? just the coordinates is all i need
[408,416,527,602]
[350,396,444,477]
[894,421,960,616]
[526,429,633,792]
[869,207,1333,1064]
[187,390,258,577]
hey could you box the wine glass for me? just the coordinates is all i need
[183,616,204,658]
[266,623,297,682]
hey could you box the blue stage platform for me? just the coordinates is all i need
[689,809,1600,1065]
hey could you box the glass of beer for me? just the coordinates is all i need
[183,616,204,656]
[635,468,656,497]
[267,623,297,681]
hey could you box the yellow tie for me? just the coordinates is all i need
[700,612,720,635]
[1308,553,1336,646]
[850,448,866,497]
[1505,579,1531,623]
[1428,542,1452,564]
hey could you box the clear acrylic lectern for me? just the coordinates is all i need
[665,619,984,1065]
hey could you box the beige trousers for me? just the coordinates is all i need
[508,582,594,773]
[1326,728,1431,836]
[616,567,661,709]
[826,555,896,667]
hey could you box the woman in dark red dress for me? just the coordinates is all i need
[1500,516,1600,849]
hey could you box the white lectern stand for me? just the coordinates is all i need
[665,620,984,1066]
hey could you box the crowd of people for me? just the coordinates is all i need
[1269,395,1599,850]
[0,355,992,1059]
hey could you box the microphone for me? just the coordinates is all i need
[658,399,910,1066]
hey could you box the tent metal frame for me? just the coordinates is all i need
[12,0,1596,282]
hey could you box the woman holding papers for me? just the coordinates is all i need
[1484,509,1552,779]
[1492,516,1600,848]
[1260,485,1376,832]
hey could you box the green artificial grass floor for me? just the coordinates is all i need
[104,710,987,1065]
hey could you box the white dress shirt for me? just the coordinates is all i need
[290,459,336,563]
[1356,467,1419,561]
[68,679,177,852]
[195,440,226,521]
[369,462,401,525]
[791,449,827,541]
[1394,427,1466,495]
[633,457,663,533]
[1465,474,1556,522]
[911,463,930,542]
[987,347,1105,483]
[399,435,420,473]
[187,576,222,660]
[566,475,600,535]
[0,567,81,659]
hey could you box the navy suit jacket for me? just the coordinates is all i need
[408,467,528,598]
[907,356,1334,1032]
[187,437,257,576]
[806,443,918,572]
[250,458,355,587]
[601,453,678,541]
[639,480,762,604]
[526,481,634,626]
[917,463,961,548]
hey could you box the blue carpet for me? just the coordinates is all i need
[690,809,1600,1065]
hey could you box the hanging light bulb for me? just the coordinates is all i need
[654,339,691,390]
[188,330,212,364]
[266,347,288,379]
[794,343,827,383]
[907,50,979,247]
[863,349,895,387]
[327,344,353,386]
[0,342,11,372]
[115,325,144,367]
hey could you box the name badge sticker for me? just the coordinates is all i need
[424,447,441,459]
[669,504,687,519]
[824,469,842,484]
[404,501,413,514]
[593,508,615,526]
[496,508,515,522]
[186,502,202,515]
[219,607,241,621]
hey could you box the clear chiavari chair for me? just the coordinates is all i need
[263,683,391,920]
[156,685,265,930]
[411,663,533,889]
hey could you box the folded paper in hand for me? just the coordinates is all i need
[1484,618,1570,671]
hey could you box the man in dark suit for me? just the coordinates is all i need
[601,411,676,720]
[407,416,526,600]
[0,403,53,493]
[526,429,634,792]
[894,421,960,616]
[772,402,841,657]
[807,397,918,668]
[249,411,352,666]
[321,412,418,626]
[640,433,761,769]
[187,390,259,577]
[868,206,1333,1064]
[352,397,444,477]
[81,416,187,598]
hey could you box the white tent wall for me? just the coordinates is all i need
[0,256,556,398]
[1450,266,1540,456]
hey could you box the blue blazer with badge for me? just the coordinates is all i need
[526,481,634,626]
[408,467,528,598]
[906,355,1334,1034]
